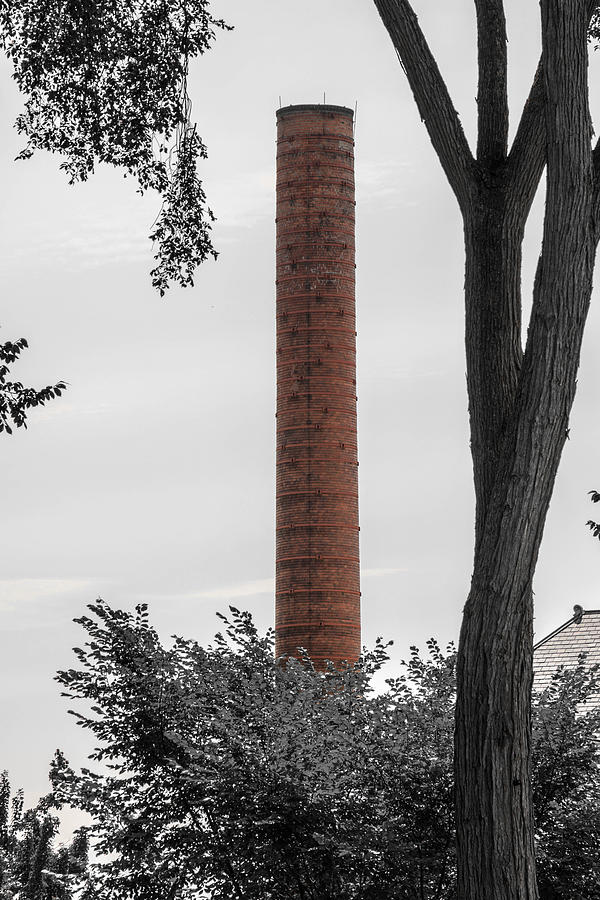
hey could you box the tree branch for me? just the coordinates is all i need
[592,136,600,242]
[372,0,475,208]
[505,60,545,219]
[518,0,594,457]
[593,136,600,175]
[507,3,597,219]
[474,0,509,165]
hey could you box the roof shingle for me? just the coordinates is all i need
[533,608,600,703]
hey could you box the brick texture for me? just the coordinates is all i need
[275,104,360,669]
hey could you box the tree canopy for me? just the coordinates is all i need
[0,770,89,900]
[0,0,231,294]
[49,601,600,900]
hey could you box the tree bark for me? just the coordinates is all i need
[464,188,524,546]
[373,0,597,897]
[457,2,594,896]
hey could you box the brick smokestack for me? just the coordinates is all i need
[275,104,360,669]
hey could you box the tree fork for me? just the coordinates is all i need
[457,0,595,896]
[373,0,598,896]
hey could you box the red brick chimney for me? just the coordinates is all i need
[275,104,360,669]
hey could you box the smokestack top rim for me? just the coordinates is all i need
[277,103,354,119]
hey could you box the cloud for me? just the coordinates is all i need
[0,166,276,271]
[32,400,114,423]
[359,364,447,383]
[361,567,407,577]
[0,159,411,272]
[210,169,274,235]
[0,578,97,613]
[211,161,418,229]
[209,161,413,232]
[356,159,416,207]
[135,578,275,605]
[146,566,407,605]
[1,212,150,273]
[189,577,275,600]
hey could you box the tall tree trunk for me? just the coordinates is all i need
[463,194,524,546]
[455,2,595,896]
[372,0,597,896]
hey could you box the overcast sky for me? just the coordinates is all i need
[3,0,600,817]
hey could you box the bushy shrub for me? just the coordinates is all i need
[49,601,600,899]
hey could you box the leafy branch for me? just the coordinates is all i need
[586,490,600,539]
[0,334,66,435]
[0,0,231,294]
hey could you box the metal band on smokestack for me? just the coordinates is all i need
[275,104,360,668]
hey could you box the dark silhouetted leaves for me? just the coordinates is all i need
[50,601,600,900]
[0,333,66,435]
[0,769,89,899]
[1,0,231,294]
[586,490,600,540]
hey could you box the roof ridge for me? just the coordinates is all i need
[533,608,600,652]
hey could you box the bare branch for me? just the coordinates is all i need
[508,3,597,220]
[474,0,509,165]
[593,136,600,175]
[521,0,594,394]
[506,60,545,220]
[372,0,475,208]
[592,136,600,242]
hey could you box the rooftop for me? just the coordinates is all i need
[533,607,600,698]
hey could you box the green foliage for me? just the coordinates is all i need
[51,601,600,899]
[0,334,65,435]
[0,771,89,900]
[0,0,231,294]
